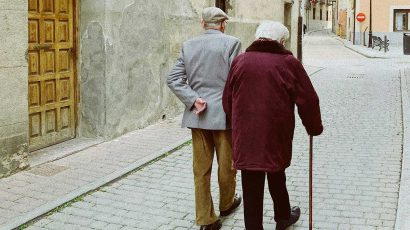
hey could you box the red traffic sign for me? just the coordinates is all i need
[356,13,366,22]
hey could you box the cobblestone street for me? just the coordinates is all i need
[24,31,406,230]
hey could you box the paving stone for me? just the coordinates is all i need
[104,223,124,230]
[31,219,52,228]
[25,226,48,230]
[88,220,109,229]
[44,221,73,230]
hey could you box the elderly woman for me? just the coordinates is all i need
[222,21,323,230]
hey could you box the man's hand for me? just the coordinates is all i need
[193,98,207,115]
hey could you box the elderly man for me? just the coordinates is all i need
[167,7,242,230]
[222,21,323,230]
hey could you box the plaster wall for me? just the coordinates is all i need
[357,0,410,32]
[337,0,351,11]
[355,0,410,45]
[305,3,333,31]
[234,0,283,21]
[233,0,300,53]
[79,0,300,139]
[79,0,201,139]
[0,0,29,177]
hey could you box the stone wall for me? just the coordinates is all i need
[79,0,201,138]
[78,0,300,139]
[0,0,29,177]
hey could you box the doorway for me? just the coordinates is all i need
[27,0,77,151]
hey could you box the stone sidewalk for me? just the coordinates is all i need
[334,36,406,59]
[0,117,191,230]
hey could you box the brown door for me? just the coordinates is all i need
[28,0,76,151]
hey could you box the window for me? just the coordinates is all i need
[313,7,316,20]
[215,0,226,12]
[326,10,329,21]
[320,9,323,20]
[394,9,410,31]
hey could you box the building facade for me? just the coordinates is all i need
[0,0,301,178]
[352,0,410,46]
[303,0,333,32]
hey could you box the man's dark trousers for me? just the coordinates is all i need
[241,170,291,230]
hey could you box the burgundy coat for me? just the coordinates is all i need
[222,40,323,172]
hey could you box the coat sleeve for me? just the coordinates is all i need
[222,60,237,122]
[288,56,323,136]
[228,39,242,66]
[167,47,200,109]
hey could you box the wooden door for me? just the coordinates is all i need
[28,0,76,151]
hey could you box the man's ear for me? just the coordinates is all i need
[200,19,206,28]
[220,22,226,33]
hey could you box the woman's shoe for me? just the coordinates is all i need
[275,206,301,230]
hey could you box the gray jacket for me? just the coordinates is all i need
[167,29,241,130]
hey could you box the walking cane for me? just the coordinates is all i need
[309,135,313,230]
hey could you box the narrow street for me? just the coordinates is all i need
[25,30,405,230]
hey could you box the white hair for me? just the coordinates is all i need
[255,21,289,42]
[203,21,223,29]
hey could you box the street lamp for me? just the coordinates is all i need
[368,0,372,47]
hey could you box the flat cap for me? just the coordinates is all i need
[202,7,229,23]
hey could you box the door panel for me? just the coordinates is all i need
[28,0,76,151]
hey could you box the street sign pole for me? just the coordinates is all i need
[353,0,356,45]
[368,0,373,48]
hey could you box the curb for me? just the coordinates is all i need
[395,69,410,230]
[332,36,404,59]
[332,36,379,59]
[301,29,402,59]
[0,136,192,230]
[305,29,326,36]
[302,29,370,60]
[307,67,325,77]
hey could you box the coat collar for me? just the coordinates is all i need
[204,29,223,35]
[246,40,293,55]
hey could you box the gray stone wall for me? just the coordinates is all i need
[79,0,201,138]
[0,0,29,178]
[79,0,299,139]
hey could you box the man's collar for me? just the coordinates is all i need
[204,29,223,35]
